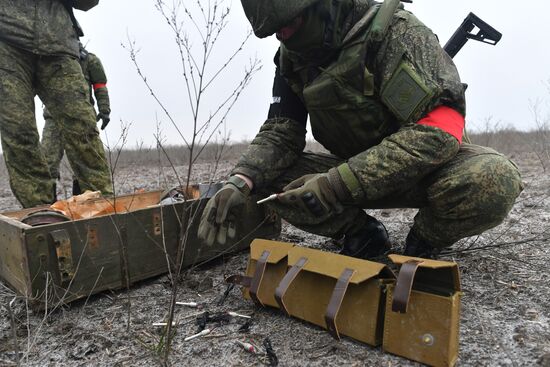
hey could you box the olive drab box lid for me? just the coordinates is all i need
[383,254,462,367]
[0,187,281,307]
[228,239,395,346]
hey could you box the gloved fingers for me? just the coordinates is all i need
[198,221,218,246]
[283,174,315,191]
[277,190,302,207]
[216,192,232,224]
[206,225,217,247]
[278,189,325,218]
[224,213,238,240]
[100,116,110,130]
[216,222,228,245]
[198,206,219,246]
[227,220,237,239]
[96,114,101,122]
[198,206,215,239]
[300,191,326,217]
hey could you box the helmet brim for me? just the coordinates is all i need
[241,0,319,38]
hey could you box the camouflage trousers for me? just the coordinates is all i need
[264,144,523,248]
[0,41,112,208]
[41,105,96,182]
[41,110,64,180]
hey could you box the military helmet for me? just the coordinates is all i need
[240,0,320,38]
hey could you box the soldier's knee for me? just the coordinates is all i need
[469,154,523,222]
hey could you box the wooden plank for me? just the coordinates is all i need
[24,217,123,304]
[0,214,32,296]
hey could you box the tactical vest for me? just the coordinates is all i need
[280,6,399,159]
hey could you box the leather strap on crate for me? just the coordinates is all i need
[325,268,355,340]
[249,250,271,306]
[225,250,271,306]
[274,257,308,315]
[392,259,423,313]
[225,274,252,288]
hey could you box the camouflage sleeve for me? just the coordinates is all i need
[344,124,459,201]
[231,68,307,189]
[371,10,466,122]
[334,10,464,201]
[87,53,111,115]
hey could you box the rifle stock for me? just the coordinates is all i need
[444,12,502,58]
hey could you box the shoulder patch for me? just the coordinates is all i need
[381,62,434,122]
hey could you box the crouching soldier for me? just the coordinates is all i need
[198,0,523,258]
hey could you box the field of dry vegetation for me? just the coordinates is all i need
[0,130,549,366]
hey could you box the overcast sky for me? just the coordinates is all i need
[36,0,550,148]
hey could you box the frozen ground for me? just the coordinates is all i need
[0,151,549,366]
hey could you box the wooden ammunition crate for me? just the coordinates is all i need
[0,188,280,306]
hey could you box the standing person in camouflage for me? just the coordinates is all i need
[0,0,112,208]
[198,0,523,258]
[42,42,111,196]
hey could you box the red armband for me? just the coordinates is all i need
[93,83,107,91]
[418,106,465,143]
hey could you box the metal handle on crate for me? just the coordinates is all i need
[48,229,75,283]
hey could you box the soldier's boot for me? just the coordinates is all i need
[340,214,390,259]
[403,230,440,259]
[72,179,82,196]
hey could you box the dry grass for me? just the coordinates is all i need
[109,143,251,168]
[98,127,550,169]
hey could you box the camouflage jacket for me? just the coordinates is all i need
[82,50,111,114]
[232,6,467,201]
[0,0,98,58]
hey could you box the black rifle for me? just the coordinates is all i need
[444,12,502,58]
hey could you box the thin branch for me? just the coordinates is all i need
[122,35,191,149]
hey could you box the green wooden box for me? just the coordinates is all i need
[0,188,280,306]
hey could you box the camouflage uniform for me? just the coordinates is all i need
[42,48,111,181]
[0,0,112,208]
[229,0,523,249]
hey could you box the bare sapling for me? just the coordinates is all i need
[124,0,260,361]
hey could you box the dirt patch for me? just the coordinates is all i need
[0,152,549,366]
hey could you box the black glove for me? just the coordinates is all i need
[97,112,110,130]
[198,176,251,246]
